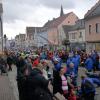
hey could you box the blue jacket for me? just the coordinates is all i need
[81,78,95,94]
[66,57,73,74]
[75,54,80,65]
[66,56,79,75]
[85,57,94,71]
[54,62,61,71]
[66,57,73,68]
[91,78,100,86]
[72,56,79,75]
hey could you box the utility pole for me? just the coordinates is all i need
[0,3,3,52]
[0,16,3,52]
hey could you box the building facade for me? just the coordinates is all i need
[46,11,78,46]
[26,27,35,48]
[63,19,85,50]
[15,34,26,49]
[68,19,85,50]
[36,28,48,47]
[85,0,100,52]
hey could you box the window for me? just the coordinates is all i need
[89,25,91,34]
[79,32,82,38]
[68,21,70,23]
[72,33,76,39]
[96,23,100,33]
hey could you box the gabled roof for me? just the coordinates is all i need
[84,0,100,19]
[63,19,85,34]
[43,12,76,29]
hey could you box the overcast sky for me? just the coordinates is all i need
[3,0,99,39]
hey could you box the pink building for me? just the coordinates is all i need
[85,0,100,52]
[44,7,79,46]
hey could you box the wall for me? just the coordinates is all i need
[85,16,100,42]
[69,29,85,42]
[59,12,78,27]
[47,28,58,45]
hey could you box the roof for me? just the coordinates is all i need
[84,0,100,19]
[15,34,25,39]
[63,19,85,33]
[26,27,42,35]
[63,25,74,34]
[19,34,25,37]
[43,12,74,29]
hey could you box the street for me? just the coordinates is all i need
[0,64,100,100]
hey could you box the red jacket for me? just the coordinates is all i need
[32,58,39,68]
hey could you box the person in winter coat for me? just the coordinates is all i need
[16,55,28,100]
[53,67,68,99]
[86,72,100,86]
[73,52,80,75]
[66,53,74,74]
[85,54,94,72]
[24,63,53,100]
[0,56,8,75]
[32,57,39,68]
[59,67,69,99]
[53,58,62,71]
[25,56,33,75]
[7,54,13,71]
[81,75,95,100]
[68,62,77,86]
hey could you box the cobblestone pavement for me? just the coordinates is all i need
[0,75,16,100]
[8,65,19,100]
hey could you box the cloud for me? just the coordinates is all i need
[3,0,75,22]
[2,0,98,39]
[38,0,75,9]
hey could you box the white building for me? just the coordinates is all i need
[63,19,86,50]
[26,27,36,48]
[68,19,86,50]
[15,34,26,49]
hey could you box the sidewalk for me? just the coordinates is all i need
[8,65,19,100]
[0,65,19,100]
[0,75,15,100]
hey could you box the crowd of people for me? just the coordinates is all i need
[0,48,100,100]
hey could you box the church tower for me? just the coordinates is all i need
[60,5,64,17]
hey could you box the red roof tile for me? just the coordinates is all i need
[44,12,73,29]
